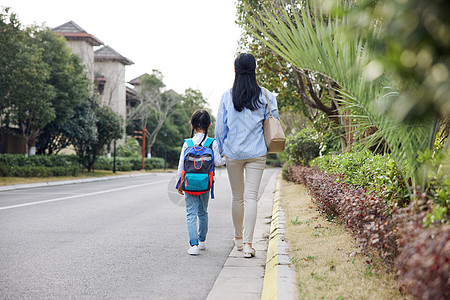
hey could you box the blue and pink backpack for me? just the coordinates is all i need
[177,137,215,199]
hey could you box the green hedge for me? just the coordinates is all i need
[285,129,321,166]
[94,157,165,171]
[0,154,81,177]
[311,150,409,205]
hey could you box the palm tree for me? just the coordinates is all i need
[247,1,440,197]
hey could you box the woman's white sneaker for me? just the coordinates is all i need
[188,245,199,255]
[234,238,243,251]
[243,244,256,258]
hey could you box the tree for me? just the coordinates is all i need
[0,8,55,154]
[127,70,181,155]
[236,0,349,150]
[246,0,441,195]
[33,28,90,154]
[363,0,450,122]
[64,99,98,171]
[149,88,213,167]
[67,97,123,172]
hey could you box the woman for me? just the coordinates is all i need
[215,53,279,258]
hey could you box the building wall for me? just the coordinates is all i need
[66,40,95,81]
[94,61,126,122]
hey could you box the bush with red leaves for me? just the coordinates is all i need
[396,226,450,300]
[287,165,399,266]
[287,165,450,299]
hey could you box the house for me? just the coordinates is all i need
[53,21,133,124]
[52,21,103,82]
[1,21,135,154]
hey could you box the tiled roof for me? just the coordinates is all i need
[128,73,150,85]
[53,21,86,33]
[126,87,138,97]
[94,46,134,65]
[52,21,103,46]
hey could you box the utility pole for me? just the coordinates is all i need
[133,127,147,171]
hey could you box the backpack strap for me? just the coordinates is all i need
[203,137,214,148]
[185,138,194,147]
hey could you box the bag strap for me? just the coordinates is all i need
[203,137,214,148]
[263,88,273,118]
[185,138,194,147]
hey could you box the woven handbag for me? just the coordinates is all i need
[263,88,286,153]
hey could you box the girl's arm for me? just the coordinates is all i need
[176,142,188,183]
[212,140,226,166]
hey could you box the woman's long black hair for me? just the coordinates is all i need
[190,109,211,145]
[231,53,262,112]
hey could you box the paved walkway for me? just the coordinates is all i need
[206,171,296,300]
[1,171,297,300]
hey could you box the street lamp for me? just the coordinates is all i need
[163,131,167,170]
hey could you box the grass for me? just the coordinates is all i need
[0,169,175,186]
[281,179,410,300]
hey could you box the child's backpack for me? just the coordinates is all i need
[180,137,215,198]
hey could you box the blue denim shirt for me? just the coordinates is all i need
[215,88,279,160]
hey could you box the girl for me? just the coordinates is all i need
[177,109,225,255]
[215,53,280,258]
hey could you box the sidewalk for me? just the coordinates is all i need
[206,171,296,300]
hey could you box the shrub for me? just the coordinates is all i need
[266,153,283,167]
[93,157,165,171]
[396,225,450,300]
[286,165,450,299]
[0,154,81,177]
[285,128,320,166]
[312,151,409,206]
[117,136,140,157]
[287,166,400,266]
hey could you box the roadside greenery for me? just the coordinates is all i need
[1,8,211,171]
[0,154,166,177]
[312,151,409,206]
[0,154,80,177]
[0,8,90,155]
[94,157,164,172]
[237,0,449,298]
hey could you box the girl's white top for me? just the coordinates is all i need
[176,132,226,182]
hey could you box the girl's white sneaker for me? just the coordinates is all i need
[199,241,206,250]
[188,245,199,255]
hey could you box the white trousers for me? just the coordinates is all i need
[226,156,266,244]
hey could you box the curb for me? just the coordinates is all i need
[206,169,278,300]
[0,172,160,192]
[261,173,297,300]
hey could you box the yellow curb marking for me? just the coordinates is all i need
[262,172,282,300]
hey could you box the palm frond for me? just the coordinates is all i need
[247,1,439,191]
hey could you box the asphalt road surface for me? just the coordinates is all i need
[0,167,278,300]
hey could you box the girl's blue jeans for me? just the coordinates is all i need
[185,191,210,246]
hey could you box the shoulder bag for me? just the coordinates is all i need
[263,88,286,153]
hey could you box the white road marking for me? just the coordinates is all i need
[0,180,168,211]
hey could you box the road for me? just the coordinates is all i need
[0,168,278,299]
